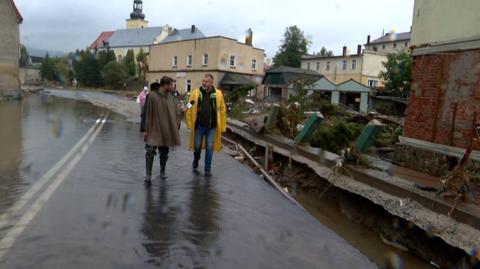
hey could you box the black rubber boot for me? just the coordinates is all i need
[145,151,154,185]
[159,147,169,180]
[159,156,168,180]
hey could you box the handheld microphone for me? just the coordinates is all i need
[186,100,195,109]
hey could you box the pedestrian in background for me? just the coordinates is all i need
[136,86,149,112]
[140,77,181,185]
[185,74,227,177]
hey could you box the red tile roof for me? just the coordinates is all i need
[10,0,23,23]
[89,31,115,49]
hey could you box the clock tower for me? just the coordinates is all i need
[126,0,148,29]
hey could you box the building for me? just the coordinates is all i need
[364,31,411,54]
[262,66,322,101]
[0,0,23,97]
[90,0,206,62]
[304,77,373,113]
[89,31,115,51]
[126,0,148,29]
[147,34,265,94]
[301,46,387,88]
[396,0,480,177]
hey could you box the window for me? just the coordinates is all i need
[307,63,311,70]
[187,55,193,67]
[368,80,378,88]
[342,60,347,70]
[405,42,408,48]
[316,62,320,71]
[186,79,192,92]
[326,61,330,71]
[230,55,236,67]
[382,44,386,50]
[373,46,378,51]
[172,56,178,67]
[202,54,208,66]
[352,59,357,70]
[252,59,257,70]
[393,43,397,48]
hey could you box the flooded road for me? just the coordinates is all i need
[0,94,376,268]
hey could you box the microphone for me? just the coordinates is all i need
[186,100,195,109]
[183,100,196,112]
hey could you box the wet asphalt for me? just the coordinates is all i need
[0,93,377,268]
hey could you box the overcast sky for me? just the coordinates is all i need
[15,0,414,58]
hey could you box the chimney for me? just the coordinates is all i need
[245,28,253,46]
[342,46,347,57]
[357,44,362,55]
[191,24,196,33]
[367,35,371,45]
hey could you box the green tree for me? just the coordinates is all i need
[379,52,413,98]
[40,53,55,81]
[19,45,30,67]
[124,49,136,77]
[102,61,128,90]
[136,48,147,78]
[316,46,334,57]
[73,50,103,87]
[97,48,116,71]
[273,25,310,67]
[53,58,69,84]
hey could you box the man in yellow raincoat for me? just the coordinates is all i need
[185,74,227,176]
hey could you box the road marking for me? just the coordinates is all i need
[0,116,103,231]
[0,115,108,261]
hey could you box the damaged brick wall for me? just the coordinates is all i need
[404,49,480,150]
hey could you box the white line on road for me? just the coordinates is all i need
[0,115,108,261]
[0,116,103,231]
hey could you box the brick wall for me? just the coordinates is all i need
[404,49,480,150]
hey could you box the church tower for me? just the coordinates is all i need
[126,0,148,29]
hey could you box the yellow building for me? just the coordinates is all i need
[0,0,22,98]
[301,46,387,88]
[410,0,480,47]
[146,35,265,94]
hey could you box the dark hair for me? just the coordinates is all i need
[150,82,160,90]
[205,74,214,80]
[160,76,175,87]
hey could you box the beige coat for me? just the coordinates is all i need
[142,90,181,147]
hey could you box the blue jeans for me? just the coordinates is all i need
[194,126,216,172]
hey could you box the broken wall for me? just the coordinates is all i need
[404,49,480,150]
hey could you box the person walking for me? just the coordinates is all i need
[140,77,181,185]
[185,74,227,177]
[136,86,149,112]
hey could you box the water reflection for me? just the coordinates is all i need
[142,184,180,266]
[183,178,221,258]
[0,100,23,211]
[141,178,221,267]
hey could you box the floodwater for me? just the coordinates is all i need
[293,189,434,268]
[0,94,376,268]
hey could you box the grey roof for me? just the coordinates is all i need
[266,66,321,76]
[262,66,322,85]
[160,28,206,44]
[107,27,167,47]
[369,32,411,44]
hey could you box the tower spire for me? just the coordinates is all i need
[130,0,145,20]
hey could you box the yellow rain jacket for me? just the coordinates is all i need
[185,88,227,152]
